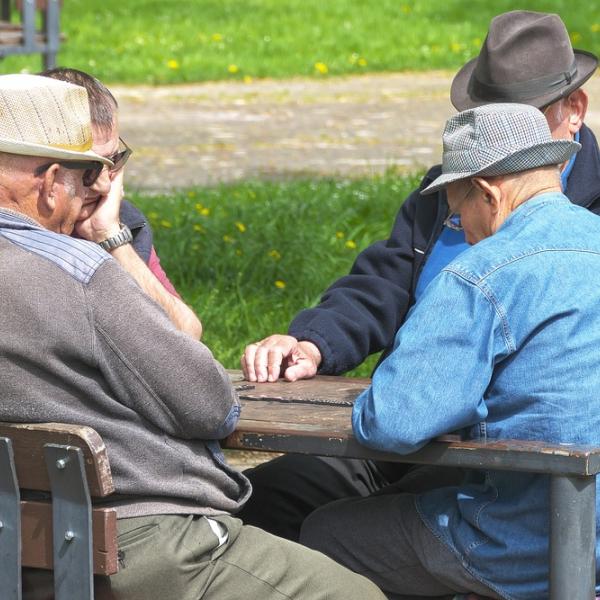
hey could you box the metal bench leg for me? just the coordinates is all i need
[0,438,21,600]
[43,0,60,70]
[550,474,596,600]
[44,444,94,600]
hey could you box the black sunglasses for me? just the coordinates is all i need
[107,137,133,173]
[34,160,104,187]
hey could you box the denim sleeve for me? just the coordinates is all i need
[352,270,510,454]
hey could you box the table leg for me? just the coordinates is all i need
[550,474,596,600]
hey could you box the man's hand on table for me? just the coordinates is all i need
[241,335,322,382]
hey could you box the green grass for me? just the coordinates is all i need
[1,1,599,83]
[130,172,421,376]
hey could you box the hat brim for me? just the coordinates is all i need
[0,138,113,167]
[451,49,598,111]
[421,139,580,195]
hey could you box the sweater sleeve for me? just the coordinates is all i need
[85,259,238,440]
[288,168,441,375]
[352,270,510,454]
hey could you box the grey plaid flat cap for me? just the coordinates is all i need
[421,103,580,195]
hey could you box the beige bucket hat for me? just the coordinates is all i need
[0,74,112,166]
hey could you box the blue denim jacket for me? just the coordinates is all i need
[352,193,600,600]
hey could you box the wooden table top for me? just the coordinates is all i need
[224,371,600,476]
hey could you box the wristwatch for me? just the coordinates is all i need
[98,224,133,252]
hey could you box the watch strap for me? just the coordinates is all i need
[98,224,133,251]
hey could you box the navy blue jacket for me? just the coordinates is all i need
[289,124,600,374]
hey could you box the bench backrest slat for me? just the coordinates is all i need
[0,422,115,497]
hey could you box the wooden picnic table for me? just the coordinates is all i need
[224,370,600,600]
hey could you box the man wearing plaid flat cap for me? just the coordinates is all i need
[238,9,600,545]
[0,74,387,600]
[301,103,600,599]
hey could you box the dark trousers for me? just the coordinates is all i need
[237,454,462,541]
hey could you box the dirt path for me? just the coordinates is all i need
[114,71,600,191]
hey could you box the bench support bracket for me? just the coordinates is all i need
[44,444,94,600]
[0,437,21,600]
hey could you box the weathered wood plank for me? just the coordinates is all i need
[21,500,118,575]
[0,422,114,497]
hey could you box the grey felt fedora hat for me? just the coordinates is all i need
[451,11,598,111]
[421,103,580,195]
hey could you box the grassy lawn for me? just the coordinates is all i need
[130,172,422,376]
[1,1,599,83]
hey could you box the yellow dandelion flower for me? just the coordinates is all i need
[235,221,246,233]
[570,31,582,43]
[160,220,173,229]
[195,202,204,212]
[274,280,286,289]
[167,59,180,70]
[228,64,239,74]
[193,224,205,233]
[148,211,159,220]
[336,231,345,239]
[314,62,328,74]
[400,4,411,14]
[235,249,242,256]
[357,57,367,67]
[211,33,223,42]
[472,37,482,47]
[243,75,253,84]
[187,190,197,198]
[223,234,234,243]
[268,249,281,260]
[345,240,357,249]
[592,24,600,33]
[200,207,210,217]
[450,42,463,54]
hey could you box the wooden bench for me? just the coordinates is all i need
[0,422,118,600]
[0,0,61,69]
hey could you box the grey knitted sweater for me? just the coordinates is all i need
[0,209,251,517]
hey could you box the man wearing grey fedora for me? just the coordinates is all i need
[0,74,387,600]
[238,9,600,542]
[301,102,600,599]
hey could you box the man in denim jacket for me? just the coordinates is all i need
[239,10,600,543]
[301,103,600,599]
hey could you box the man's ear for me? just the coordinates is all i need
[37,163,60,217]
[471,176,502,213]
[566,88,588,135]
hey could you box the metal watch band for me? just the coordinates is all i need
[98,224,133,252]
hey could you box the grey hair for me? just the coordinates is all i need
[40,67,118,135]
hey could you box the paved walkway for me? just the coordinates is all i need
[115,71,600,191]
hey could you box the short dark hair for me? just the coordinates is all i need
[40,67,118,134]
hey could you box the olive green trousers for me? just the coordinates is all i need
[24,513,386,600]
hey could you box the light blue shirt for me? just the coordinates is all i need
[353,193,600,599]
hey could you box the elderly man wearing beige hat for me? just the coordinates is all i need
[300,103,600,599]
[0,74,387,600]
